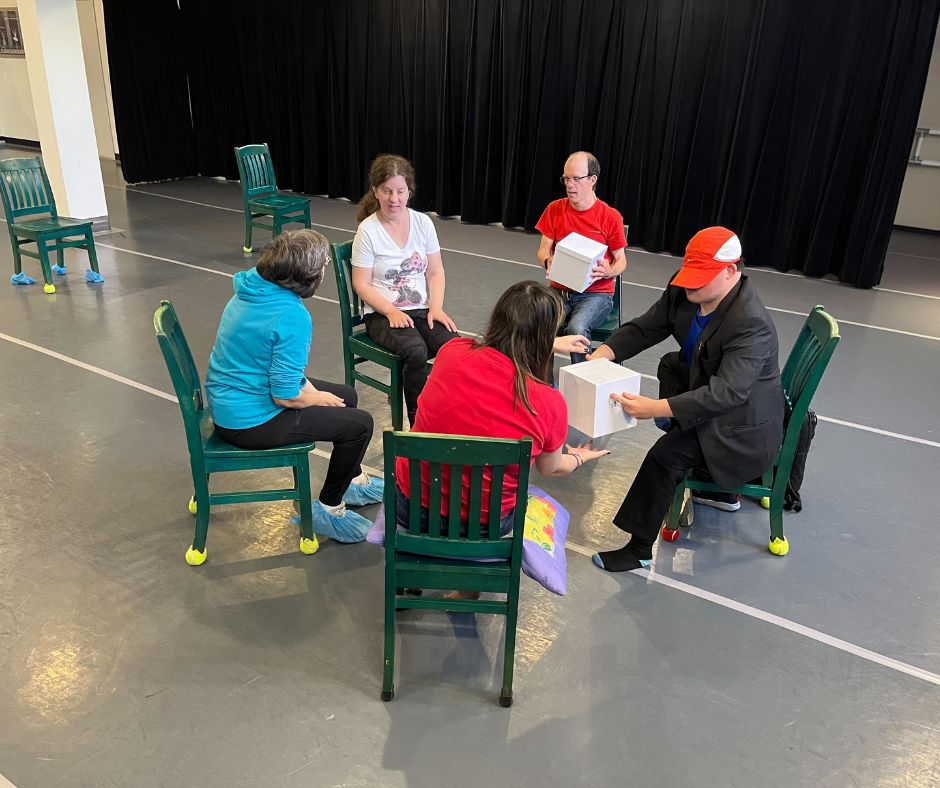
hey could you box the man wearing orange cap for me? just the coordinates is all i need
[588,227,785,572]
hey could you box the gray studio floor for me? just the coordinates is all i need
[1,145,938,787]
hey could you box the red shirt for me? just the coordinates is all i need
[535,197,627,294]
[395,338,568,522]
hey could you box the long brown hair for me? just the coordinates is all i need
[476,281,564,414]
[356,154,417,222]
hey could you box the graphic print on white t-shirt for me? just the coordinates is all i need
[375,250,429,308]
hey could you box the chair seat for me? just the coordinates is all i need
[248,193,310,212]
[349,332,403,365]
[204,431,315,458]
[12,216,93,237]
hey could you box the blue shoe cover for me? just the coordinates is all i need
[85,269,104,283]
[11,272,35,285]
[52,264,68,275]
[291,502,371,543]
[342,475,385,507]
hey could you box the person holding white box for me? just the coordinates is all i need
[588,227,785,573]
[536,152,628,362]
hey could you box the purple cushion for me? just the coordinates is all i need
[366,485,569,596]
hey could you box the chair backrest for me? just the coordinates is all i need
[153,299,207,460]
[331,240,367,336]
[383,431,533,562]
[234,143,278,201]
[0,157,56,222]
[778,305,840,460]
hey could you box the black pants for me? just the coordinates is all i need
[364,309,458,424]
[613,426,707,542]
[213,379,373,507]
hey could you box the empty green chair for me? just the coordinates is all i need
[331,240,406,430]
[662,305,840,555]
[234,143,311,252]
[381,430,532,706]
[153,300,318,566]
[0,157,102,294]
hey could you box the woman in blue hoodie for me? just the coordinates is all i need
[206,230,382,544]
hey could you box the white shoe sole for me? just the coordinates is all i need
[691,495,741,512]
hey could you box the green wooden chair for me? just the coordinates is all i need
[381,430,533,707]
[662,305,841,556]
[234,143,311,253]
[331,240,406,430]
[0,157,102,294]
[153,300,318,566]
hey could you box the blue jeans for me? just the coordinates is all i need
[560,290,614,363]
[395,488,514,539]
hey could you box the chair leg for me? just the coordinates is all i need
[244,215,253,253]
[303,204,311,229]
[661,478,686,541]
[343,352,355,388]
[381,557,397,701]
[500,574,522,707]
[55,245,65,272]
[273,215,283,238]
[389,363,404,432]
[85,230,100,274]
[37,239,55,293]
[10,235,22,275]
[187,473,210,566]
[294,457,318,554]
[768,473,789,556]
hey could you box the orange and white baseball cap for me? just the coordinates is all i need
[672,227,742,289]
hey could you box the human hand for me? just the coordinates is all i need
[589,257,613,282]
[585,344,615,362]
[566,441,610,467]
[387,307,415,329]
[311,390,345,407]
[554,334,590,355]
[610,392,669,420]
[427,307,457,332]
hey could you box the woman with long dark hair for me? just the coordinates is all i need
[394,280,608,538]
[351,154,459,426]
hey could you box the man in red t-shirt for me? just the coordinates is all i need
[536,151,628,362]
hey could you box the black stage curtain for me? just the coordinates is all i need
[101,0,196,183]
[113,1,940,287]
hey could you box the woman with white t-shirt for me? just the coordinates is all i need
[351,155,460,425]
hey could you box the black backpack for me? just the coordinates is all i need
[784,410,817,513]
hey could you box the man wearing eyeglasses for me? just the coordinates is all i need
[536,151,628,362]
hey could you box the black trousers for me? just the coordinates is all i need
[613,426,707,542]
[213,379,373,507]
[364,309,458,424]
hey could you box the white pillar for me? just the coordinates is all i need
[17,0,109,228]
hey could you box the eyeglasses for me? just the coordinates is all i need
[560,175,592,185]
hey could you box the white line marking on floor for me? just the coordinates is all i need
[816,416,940,449]
[564,541,940,686]
[0,771,16,787]
[91,242,938,448]
[0,332,177,402]
[107,183,940,304]
[4,328,938,686]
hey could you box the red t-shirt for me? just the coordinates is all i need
[535,197,627,295]
[395,338,568,523]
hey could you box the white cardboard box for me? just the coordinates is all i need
[559,359,642,438]
[549,232,608,293]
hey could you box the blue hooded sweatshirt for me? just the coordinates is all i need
[206,268,312,429]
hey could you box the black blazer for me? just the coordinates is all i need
[605,274,785,488]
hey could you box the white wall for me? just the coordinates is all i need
[894,23,940,231]
[0,0,39,140]
[0,0,117,159]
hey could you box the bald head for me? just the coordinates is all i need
[566,151,600,181]
[562,151,600,209]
